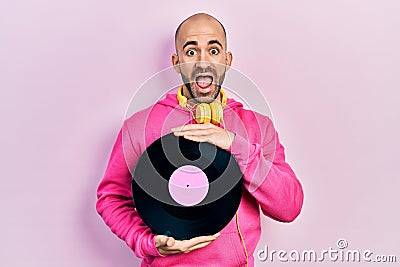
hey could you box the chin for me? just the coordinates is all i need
[190,84,219,102]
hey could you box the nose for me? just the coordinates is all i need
[199,49,212,64]
[196,60,209,70]
[195,51,211,69]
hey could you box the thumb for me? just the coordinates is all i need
[166,236,175,247]
[154,235,175,248]
[154,235,168,247]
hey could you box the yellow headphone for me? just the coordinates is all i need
[177,85,227,125]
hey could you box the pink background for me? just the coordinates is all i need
[1,1,399,266]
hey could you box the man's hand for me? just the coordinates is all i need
[171,123,235,150]
[154,233,220,255]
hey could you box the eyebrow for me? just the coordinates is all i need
[182,41,198,50]
[208,40,224,49]
[182,40,224,50]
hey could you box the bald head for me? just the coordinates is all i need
[171,13,233,103]
[175,13,227,51]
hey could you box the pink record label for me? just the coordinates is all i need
[168,165,209,206]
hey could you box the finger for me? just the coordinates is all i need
[183,234,220,252]
[163,240,212,255]
[186,235,217,247]
[155,235,175,248]
[158,246,184,252]
[158,245,188,254]
[157,241,187,253]
[166,237,175,247]
[154,235,168,247]
[185,240,214,253]
[213,232,221,238]
[157,248,182,255]
[170,125,186,132]
[163,236,214,250]
[171,123,213,132]
[173,129,214,136]
[159,234,219,254]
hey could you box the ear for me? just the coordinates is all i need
[225,51,233,71]
[172,53,181,73]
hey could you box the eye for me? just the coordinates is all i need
[210,48,219,55]
[186,49,197,56]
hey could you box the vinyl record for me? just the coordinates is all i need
[131,133,243,240]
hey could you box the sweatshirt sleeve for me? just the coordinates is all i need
[229,119,304,222]
[96,126,164,259]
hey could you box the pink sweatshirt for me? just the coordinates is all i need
[96,93,304,266]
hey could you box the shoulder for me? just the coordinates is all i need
[227,97,274,128]
[124,93,177,125]
[124,105,154,128]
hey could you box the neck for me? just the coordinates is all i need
[182,85,222,102]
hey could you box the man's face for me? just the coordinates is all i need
[172,16,232,103]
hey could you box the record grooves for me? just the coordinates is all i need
[132,133,243,240]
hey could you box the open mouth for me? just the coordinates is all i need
[195,75,213,89]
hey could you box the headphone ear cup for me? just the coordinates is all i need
[195,103,212,124]
[177,87,187,107]
[209,102,223,125]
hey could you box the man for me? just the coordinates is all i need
[96,13,303,267]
